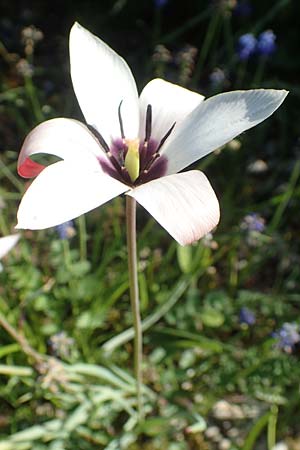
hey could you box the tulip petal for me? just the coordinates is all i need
[0,235,20,259]
[70,22,139,143]
[16,161,129,229]
[161,89,288,175]
[139,78,204,142]
[128,170,220,245]
[18,118,103,178]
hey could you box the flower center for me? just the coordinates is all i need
[88,102,175,186]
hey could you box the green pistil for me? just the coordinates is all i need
[125,139,140,182]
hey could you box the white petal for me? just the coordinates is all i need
[0,234,20,259]
[128,171,219,246]
[70,22,139,143]
[18,118,102,178]
[16,161,129,229]
[162,89,288,175]
[139,78,204,142]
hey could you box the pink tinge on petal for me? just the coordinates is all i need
[18,118,104,179]
[16,160,129,230]
[18,158,45,178]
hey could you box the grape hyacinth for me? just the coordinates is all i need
[256,30,277,56]
[209,68,226,88]
[237,33,257,60]
[239,307,256,326]
[240,213,265,233]
[273,323,300,353]
[56,220,75,240]
[237,30,277,60]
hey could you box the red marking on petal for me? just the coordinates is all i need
[18,158,45,178]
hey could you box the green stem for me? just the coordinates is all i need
[252,57,266,87]
[192,10,221,86]
[159,8,212,45]
[223,12,234,61]
[0,312,44,365]
[102,278,189,354]
[126,196,143,420]
[24,75,44,123]
[62,239,72,270]
[268,159,300,232]
[251,0,291,34]
[0,157,24,192]
[77,215,87,261]
[242,411,270,450]
[235,59,248,89]
[268,405,278,450]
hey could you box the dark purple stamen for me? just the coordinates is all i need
[145,104,152,142]
[87,124,110,153]
[143,151,160,172]
[139,138,157,171]
[118,100,125,139]
[137,154,168,184]
[156,122,176,153]
[88,103,174,187]
[87,124,125,178]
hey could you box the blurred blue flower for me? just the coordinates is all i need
[209,68,226,88]
[237,33,257,60]
[234,1,253,17]
[273,323,300,353]
[239,307,256,326]
[154,0,168,8]
[240,213,265,233]
[256,30,276,56]
[56,220,75,240]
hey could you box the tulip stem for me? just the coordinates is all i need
[126,196,143,421]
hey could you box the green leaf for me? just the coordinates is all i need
[64,402,91,432]
[0,365,33,377]
[200,306,225,328]
[177,245,193,274]
[140,417,170,437]
[76,311,104,330]
[0,343,20,358]
[153,327,224,353]
[242,412,270,450]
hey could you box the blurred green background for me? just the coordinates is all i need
[0,1,300,449]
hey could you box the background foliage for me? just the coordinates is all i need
[0,0,300,449]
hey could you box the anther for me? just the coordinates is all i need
[156,122,176,153]
[87,124,110,154]
[87,124,126,178]
[118,100,125,139]
[145,104,152,142]
[143,152,160,172]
